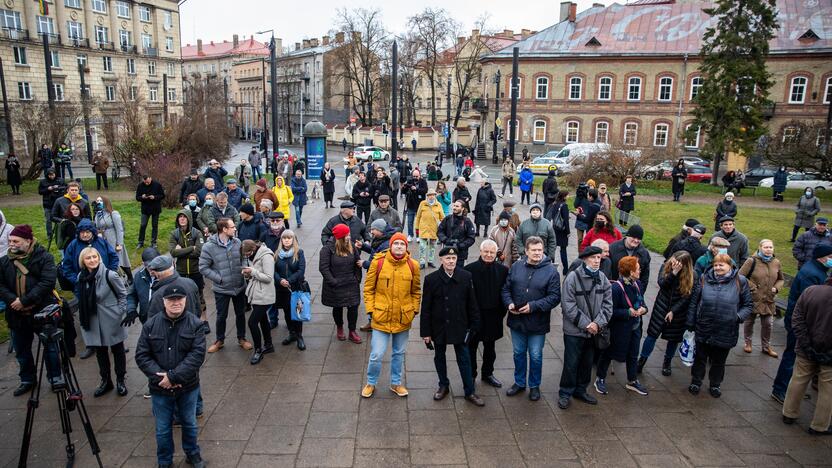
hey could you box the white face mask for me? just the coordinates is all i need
[499,219,509,227]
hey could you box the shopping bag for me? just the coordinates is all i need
[679,330,696,367]
[290,290,312,322]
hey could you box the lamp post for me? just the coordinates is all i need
[446,73,451,163]
[508,47,519,163]
[492,70,501,164]
[257,29,277,156]
[261,58,268,151]
[391,40,398,160]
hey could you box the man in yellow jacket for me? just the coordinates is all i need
[361,232,421,398]
[414,189,445,269]
[272,176,294,228]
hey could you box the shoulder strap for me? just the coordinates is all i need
[104,270,118,297]
[747,257,757,278]
[373,257,385,290]
[615,280,634,309]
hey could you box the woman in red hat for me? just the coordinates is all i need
[319,224,363,343]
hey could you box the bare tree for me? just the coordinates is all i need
[12,101,84,179]
[450,16,492,127]
[409,8,457,126]
[396,35,421,127]
[331,8,388,126]
[765,120,831,180]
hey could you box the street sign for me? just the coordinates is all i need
[443,123,449,138]
[495,117,502,127]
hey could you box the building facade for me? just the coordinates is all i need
[0,0,183,158]
[479,0,832,161]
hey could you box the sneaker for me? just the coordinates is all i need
[688,383,701,395]
[143,391,151,399]
[390,385,409,397]
[407,236,412,242]
[708,386,722,398]
[361,384,375,398]
[594,377,608,395]
[770,392,785,404]
[625,380,649,396]
[557,396,570,409]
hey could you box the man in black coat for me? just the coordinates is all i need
[608,225,651,286]
[541,170,559,214]
[136,175,166,248]
[38,168,65,239]
[437,201,476,265]
[401,169,428,239]
[473,180,497,237]
[179,169,203,205]
[0,225,62,396]
[465,239,509,388]
[421,246,484,406]
[321,201,368,245]
[351,172,373,223]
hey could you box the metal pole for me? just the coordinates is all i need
[43,34,55,110]
[492,70,500,164]
[223,77,229,129]
[261,58,268,151]
[0,57,15,155]
[78,63,92,164]
[446,74,451,162]
[391,40,398,160]
[398,83,403,136]
[163,73,168,126]
[825,93,832,158]
[509,47,519,162]
[270,35,278,154]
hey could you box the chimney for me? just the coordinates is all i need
[295,42,301,51]
[310,38,319,47]
[457,36,466,44]
[335,32,345,43]
[275,38,283,55]
[521,28,531,38]
[569,3,577,22]
[302,39,310,49]
[502,29,513,38]
[592,2,604,7]
[197,39,203,54]
[559,1,571,22]
[322,35,330,46]
[232,34,239,48]
[471,29,480,38]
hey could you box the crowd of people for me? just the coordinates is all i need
[1,150,831,467]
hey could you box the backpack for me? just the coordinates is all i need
[373,255,417,290]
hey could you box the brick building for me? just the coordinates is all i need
[479,0,832,161]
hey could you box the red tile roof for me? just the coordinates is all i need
[487,0,832,58]
[182,37,269,60]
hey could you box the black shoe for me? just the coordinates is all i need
[709,386,722,398]
[808,427,832,436]
[661,358,672,377]
[79,347,95,359]
[186,453,206,468]
[782,415,796,425]
[433,386,449,401]
[506,384,525,396]
[573,393,598,405]
[49,375,67,392]
[262,345,275,355]
[529,387,541,401]
[688,383,701,395]
[482,375,502,388]
[296,336,306,350]
[636,356,646,374]
[136,242,144,248]
[94,379,114,397]
[282,333,297,346]
[116,381,128,396]
[250,349,264,365]
[557,396,570,409]
[13,383,34,397]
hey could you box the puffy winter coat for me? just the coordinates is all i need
[272,178,294,220]
[473,183,497,226]
[518,168,534,192]
[51,193,91,223]
[580,226,622,252]
[135,310,205,396]
[793,193,821,228]
[291,176,308,207]
[360,227,393,269]
[793,228,832,269]
[501,257,561,335]
[772,170,789,193]
[436,213,476,261]
[686,267,753,349]
[245,244,275,305]
[275,249,306,291]
[561,266,613,338]
[148,272,201,319]
[646,267,692,343]
[738,254,784,316]
[318,240,362,308]
[364,251,421,334]
[421,267,480,345]
[61,219,119,288]
[514,217,557,260]
[198,234,245,296]
[169,210,204,277]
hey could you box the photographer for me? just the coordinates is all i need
[0,225,63,396]
[401,169,428,240]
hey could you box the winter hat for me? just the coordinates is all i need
[141,247,160,264]
[626,225,644,240]
[370,218,387,233]
[724,192,734,200]
[499,211,512,221]
[817,217,828,225]
[332,223,350,240]
[529,203,543,213]
[189,168,199,176]
[390,232,408,248]
[813,243,832,259]
[256,179,267,189]
[692,224,707,236]
[684,218,701,229]
[148,255,173,272]
[578,245,603,259]
[240,204,255,216]
[9,225,33,241]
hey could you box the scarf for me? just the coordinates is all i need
[583,264,600,280]
[278,248,294,259]
[757,251,773,262]
[78,267,99,331]
[8,240,36,300]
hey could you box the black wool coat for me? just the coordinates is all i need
[646,268,692,343]
[136,180,166,215]
[465,259,509,341]
[420,267,481,345]
[318,241,363,308]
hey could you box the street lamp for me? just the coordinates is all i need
[446,73,451,163]
[256,29,278,156]
[492,70,501,164]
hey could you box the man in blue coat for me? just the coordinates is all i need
[771,244,832,403]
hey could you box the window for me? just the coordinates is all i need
[598,76,611,101]
[653,123,669,146]
[148,61,156,75]
[690,76,703,100]
[126,58,135,74]
[825,77,832,104]
[129,85,137,101]
[50,50,60,68]
[102,56,112,72]
[149,86,158,102]
[624,122,638,145]
[139,5,151,22]
[67,21,83,40]
[595,121,609,143]
[165,37,173,52]
[782,126,798,143]
[628,77,641,101]
[17,82,31,100]
[789,76,807,104]
[36,16,55,35]
[95,26,108,44]
[1,9,22,30]
[142,33,152,49]
[167,87,177,101]
[462,99,469,111]
[533,120,546,142]
[53,83,64,101]
[164,11,173,29]
[658,77,673,101]
[13,46,26,65]
[536,77,548,99]
[116,1,130,18]
[119,29,131,46]
[64,0,81,8]
[508,77,522,99]
[565,121,579,143]
[167,62,175,76]
[105,85,115,101]
[685,125,700,149]
[91,0,106,13]
[569,77,582,100]
[77,54,87,67]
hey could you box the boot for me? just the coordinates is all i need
[94,378,114,397]
[336,326,346,341]
[282,332,297,346]
[296,335,306,350]
[661,357,672,376]
[116,380,128,396]
[348,330,362,344]
[636,356,646,374]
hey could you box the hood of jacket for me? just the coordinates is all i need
[175,209,193,231]
[76,218,98,239]
[252,243,272,264]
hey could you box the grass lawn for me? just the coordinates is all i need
[3,176,130,197]
[633,180,832,203]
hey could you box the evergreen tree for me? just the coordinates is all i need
[691,0,779,184]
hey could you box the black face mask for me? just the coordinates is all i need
[595,220,606,229]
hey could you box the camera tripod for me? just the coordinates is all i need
[18,323,102,468]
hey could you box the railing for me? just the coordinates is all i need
[41,32,61,45]
[98,41,115,51]
[69,37,89,48]
[144,46,158,57]
[0,28,29,40]
[302,71,310,81]
[472,98,487,112]
[120,43,136,53]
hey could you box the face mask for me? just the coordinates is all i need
[805,190,812,197]
[499,219,509,227]
[96,202,104,209]
[531,212,541,220]
[204,199,214,206]
[188,200,197,207]
[427,199,435,205]
[584,264,599,273]
[595,220,606,228]
[717,248,728,255]
[270,223,281,230]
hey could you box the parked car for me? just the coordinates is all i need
[743,166,778,187]
[759,172,832,191]
[438,143,473,157]
[353,146,390,162]
[680,156,710,167]
[641,159,697,180]
[517,156,559,175]
[662,164,712,183]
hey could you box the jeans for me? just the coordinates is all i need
[434,343,475,396]
[511,330,545,389]
[418,238,437,266]
[556,245,568,274]
[468,339,496,378]
[251,166,262,181]
[152,386,201,465]
[405,209,417,237]
[783,356,832,432]
[95,342,126,382]
[12,321,61,384]
[214,291,247,342]
[95,173,109,190]
[139,212,160,244]
[248,304,272,350]
[639,335,679,361]
[597,327,641,382]
[366,330,408,386]
[294,205,304,225]
[333,306,358,331]
[773,312,797,397]
[559,334,594,398]
[64,162,74,179]
[690,341,730,388]
[501,177,514,196]
[521,190,531,205]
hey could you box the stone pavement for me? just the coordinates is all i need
[0,170,829,468]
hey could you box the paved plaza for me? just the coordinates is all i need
[0,160,829,467]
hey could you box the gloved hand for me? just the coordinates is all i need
[121,311,139,327]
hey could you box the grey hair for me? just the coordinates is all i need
[590,239,609,249]
[259,199,273,209]
[480,239,498,250]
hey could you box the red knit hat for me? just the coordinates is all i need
[332,223,350,240]
[256,178,267,189]
[389,232,408,248]
[9,224,33,241]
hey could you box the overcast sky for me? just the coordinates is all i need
[179,0,613,47]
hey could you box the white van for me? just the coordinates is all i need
[551,143,641,174]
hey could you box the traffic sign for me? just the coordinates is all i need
[495,117,503,127]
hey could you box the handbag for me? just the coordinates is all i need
[290,282,312,322]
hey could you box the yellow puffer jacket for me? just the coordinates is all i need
[414,200,445,240]
[272,177,294,220]
[364,250,421,334]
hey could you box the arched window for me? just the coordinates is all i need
[825,76,832,104]
[533,120,547,142]
[653,123,669,147]
[595,121,609,143]
[598,76,612,101]
[623,122,638,145]
[569,77,582,100]
[627,77,641,101]
[565,121,580,143]
[658,77,673,102]
[789,76,808,103]
[690,76,703,100]
[536,77,549,100]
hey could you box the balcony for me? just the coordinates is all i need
[302,71,310,81]
[144,47,158,57]
[302,92,311,102]
[98,41,115,51]
[120,43,136,53]
[762,102,776,119]
[40,32,61,45]
[1,28,29,41]
[69,37,89,48]
[472,97,487,112]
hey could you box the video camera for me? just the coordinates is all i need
[576,182,589,199]
[33,304,64,342]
